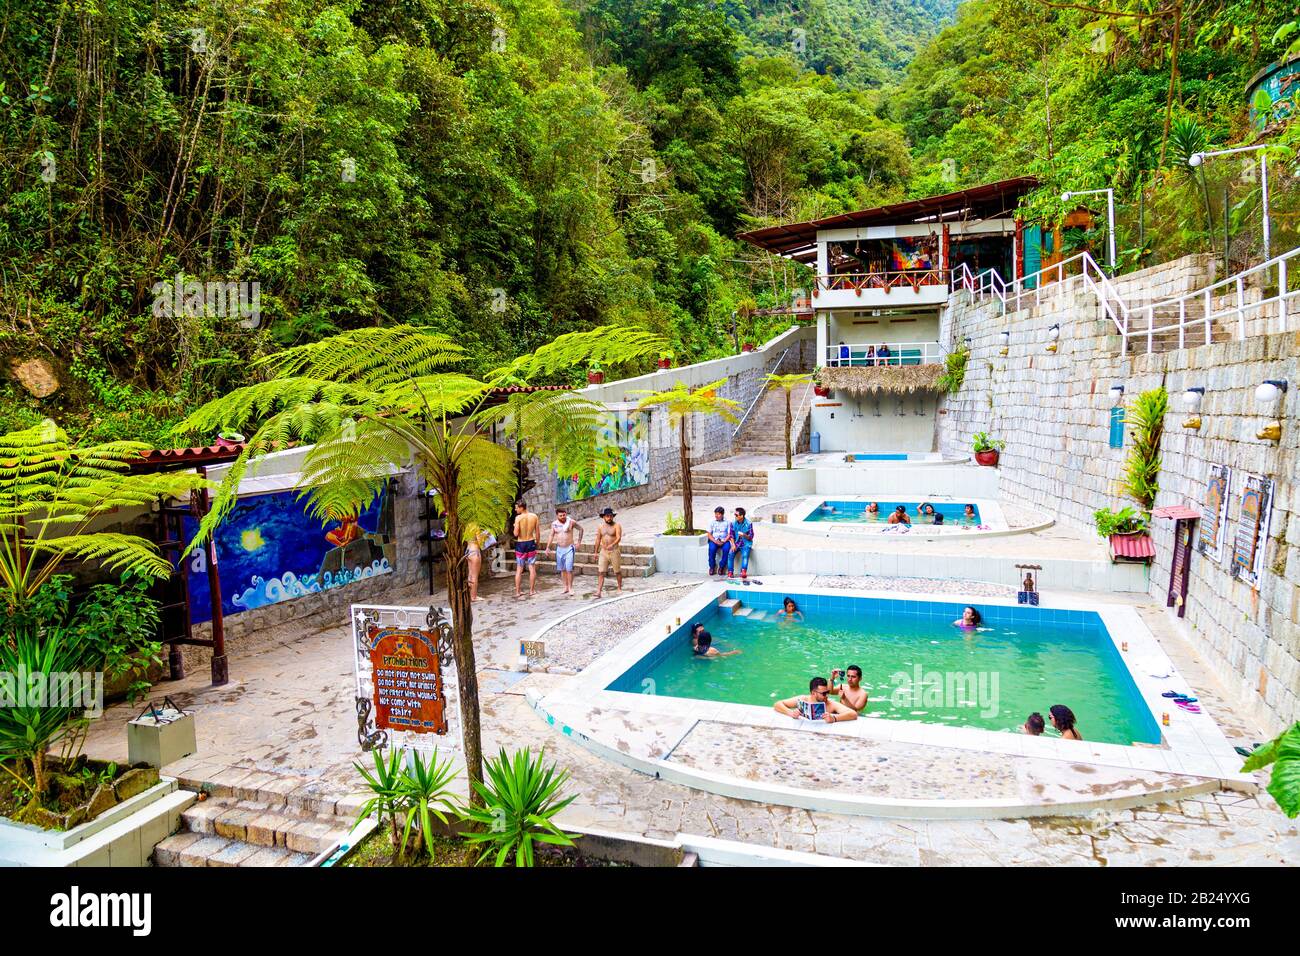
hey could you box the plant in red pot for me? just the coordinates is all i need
[741,342,756,353]
[657,350,674,369]
[587,362,605,385]
[812,373,830,398]
[972,431,1005,466]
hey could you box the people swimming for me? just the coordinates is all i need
[1023,712,1046,735]
[953,605,982,628]
[963,504,977,521]
[692,629,740,658]
[776,597,804,623]
[829,665,868,711]
[1050,704,1083,740]
[887,505,910,525]
[774,677,858,723]
[865,501,880,518]
[916,502,937,522]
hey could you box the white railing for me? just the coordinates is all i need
[732,346,791,438]
[951,245,1300,355]
[814,269,948,296]
[823,341,947,367]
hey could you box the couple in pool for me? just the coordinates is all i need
[774,669,867,723]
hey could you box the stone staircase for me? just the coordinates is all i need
[153,779,359,867]
[669,466,768,497]
[733,381,814,457]
[503,541,656,578]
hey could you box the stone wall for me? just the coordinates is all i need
[938,254,1300,734]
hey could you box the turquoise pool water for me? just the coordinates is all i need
[608,592,1159,745]
[805,500,982,525]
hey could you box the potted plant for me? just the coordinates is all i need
[587,362,604,385]
[1093,506,1148,538]
[741,342,756,353]
[812,371,830,398]
[657,350,674,370]
[972,431,1005,466]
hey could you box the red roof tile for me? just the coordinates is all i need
[131,440,246,472]
[1110,533,1156,560]
[1152,505,1200,521]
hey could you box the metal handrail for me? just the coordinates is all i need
[732,346,790,438]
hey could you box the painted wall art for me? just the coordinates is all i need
[555,409,649,504]
[185,485,396,622]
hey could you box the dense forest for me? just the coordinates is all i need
[1,0,1296,445]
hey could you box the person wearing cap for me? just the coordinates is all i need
[706,506,731,576]
[592,507,623,598]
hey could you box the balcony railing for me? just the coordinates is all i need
[823,341,946,367]
[814,269,948,296]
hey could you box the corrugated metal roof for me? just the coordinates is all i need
[1152,505,1200,521]
[1110,533,1156,560]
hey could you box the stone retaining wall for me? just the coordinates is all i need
[938,254,1300,734]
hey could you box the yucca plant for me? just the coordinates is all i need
[0,421,212,611]
[353,748,407,856]
[635,379,741,533]
[764,372,813,470]
[177,325,664,796]
[461,748,577,867]
[354,747,463,862]
[1122,387,1167,511]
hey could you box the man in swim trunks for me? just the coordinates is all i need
[828,665,868,711]
[545,506,584,596]
[887,505,910,525]
[592,507,623,598]
[512,500,541,598]
[692,630,740,658]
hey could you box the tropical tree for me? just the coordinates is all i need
[1122,386,1168,512]
[635,379,741,534]
[176,325,663,796]
[0,422,212,611]
[763,372,813,470]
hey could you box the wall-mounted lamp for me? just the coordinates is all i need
[1182,387,1205,430]
[999,330,1010,356]
[963,335,972,350]
[1256,379,1287,441]
[1108,384,1125,404]
[1046,324,1060,353]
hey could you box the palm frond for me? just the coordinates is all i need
[28,533,174,579]
[487,326,665,382]
[255,326,466,387]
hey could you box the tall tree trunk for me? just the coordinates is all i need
[431,462,484,804]
[784,387,793,471]
[1159,1,1183,166]
[679,420,694,534]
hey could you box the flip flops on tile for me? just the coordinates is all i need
[1175,699,1202,713]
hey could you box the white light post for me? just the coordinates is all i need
[1062,188,1117,273]
[1189,146,1271,261]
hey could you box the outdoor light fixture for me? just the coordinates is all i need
[1255,379,1287,441]
[1182,387,1205,430]
[1046,324,1060,352]
[1000,330,1010,356]
[1061,188,1117,272]
[1108,384,1125,404]
[1189,146,1271,260]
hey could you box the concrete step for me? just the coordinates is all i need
[733,607,753,618]
[747,610,768,621]
[178,795,354,854]
[719,598,741,614]
[153,831,316,867]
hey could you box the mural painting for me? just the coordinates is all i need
[555,410,649,504]
[185,485,396,622]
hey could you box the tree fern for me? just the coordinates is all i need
[176,323,665,794]
[764,372,812,470]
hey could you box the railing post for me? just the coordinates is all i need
[1279,258,1288,332]
[1204,288,1212,345]
[1236,276,1246,340]
[1178,300,1185,351]
[1147,306,1154,353]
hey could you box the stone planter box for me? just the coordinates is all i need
[652,532,708,573]
[766,467,815,498]
[0,777,194,866]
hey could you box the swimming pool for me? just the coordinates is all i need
[608,590,1161,746]
[805,499,982,525]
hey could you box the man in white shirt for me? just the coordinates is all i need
[706,506,731,576]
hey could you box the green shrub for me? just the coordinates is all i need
[1094,506,1148,538]
[353,747,462,863]
[1242,722,1300,818]
[972,431,1005,453]
[462,748,577,867]
[937,343,969,394]
[1123,387,1167,510]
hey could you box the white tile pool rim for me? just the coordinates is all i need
[783,495,1025,539]
[533,577,1251,814]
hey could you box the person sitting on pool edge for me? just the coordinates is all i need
[727,506,755,580]
[829,665,868,711]
[706,506,731,576]
[776,596,804,623]
[1050,704,1083,740]
[693,630,740,658]
[952,605,982,628]
[1022,712,1046,735]
[887,505,910,525]
[774,677,858,723]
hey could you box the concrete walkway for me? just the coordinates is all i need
[81,568,1299,866]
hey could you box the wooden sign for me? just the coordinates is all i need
[369,626,448,736]
[1231,474,1273,589]
[1197,463,1231,564]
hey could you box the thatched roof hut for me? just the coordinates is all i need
[818,364,945,396]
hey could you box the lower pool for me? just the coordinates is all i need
[608,591,1160,746]
[805,499,982,526]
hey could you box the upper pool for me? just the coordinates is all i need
[608,590,1161,746]
[805,499,982,526]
